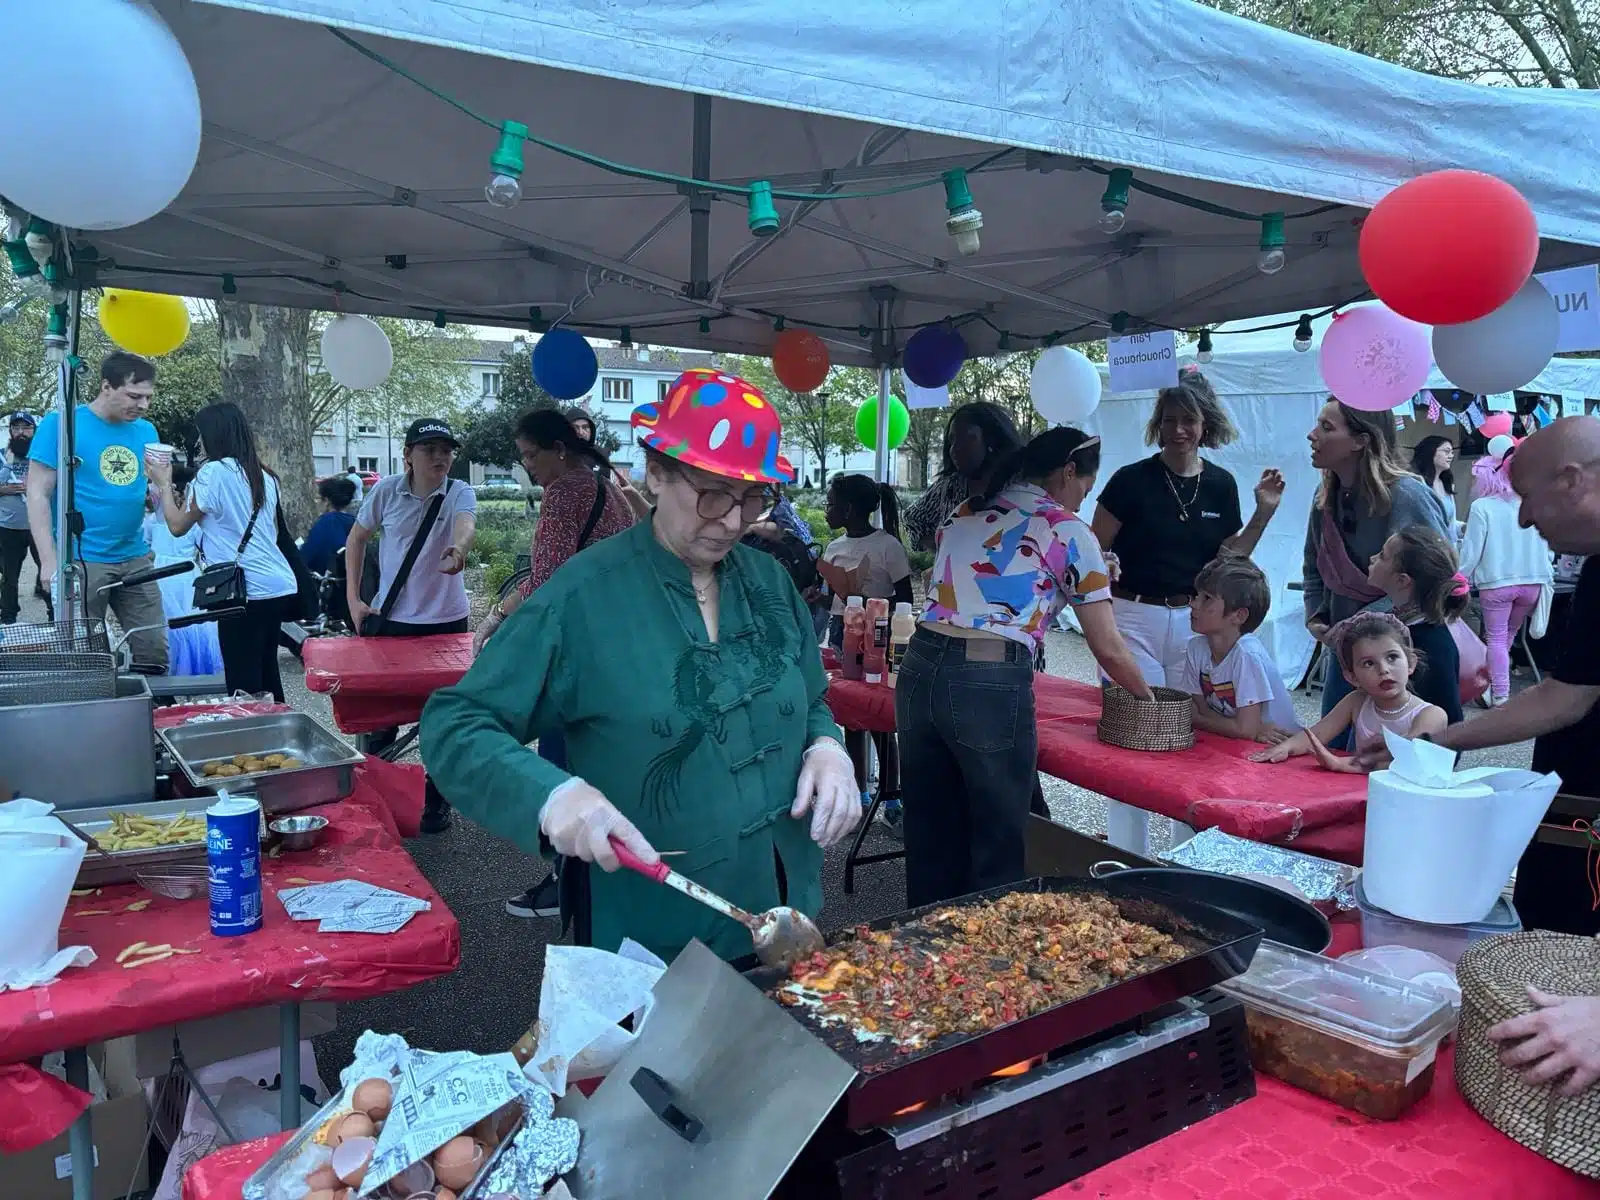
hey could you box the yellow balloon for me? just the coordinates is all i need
[97,288,189,356]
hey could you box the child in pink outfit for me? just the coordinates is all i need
[1459,448,1554,703]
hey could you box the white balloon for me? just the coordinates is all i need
[1030,346,1102,424]
[1433,279,1558,396]
[1486,434,1516,459]
[0,2,201,230]
[320,316,394,390]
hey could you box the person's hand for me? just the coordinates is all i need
[348,597,373,632]
[1103,551,1122,583]
[146,458,172,489]
[791,739,861,848]
[1488,988,1600,1097]
[801,584,823,606]
[1305,728,1365,774]
[1350,742,1395,772]
[1254,468,1286,512]
[540,780,657,873]
[1249,741,1292,763]
[1306,620,1331,644]
[440,545,466,575]
[472,610,503,656]
[1255,723,1296,745]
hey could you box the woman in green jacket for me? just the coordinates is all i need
[421,368,860,963]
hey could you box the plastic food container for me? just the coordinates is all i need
[1221,939,1457,1119]
[1355,875,1520,966]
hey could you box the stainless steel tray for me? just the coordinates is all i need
[69,797,219,887]
[159,712,364,815]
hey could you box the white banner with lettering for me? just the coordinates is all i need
[1106,331,1179,394]
[1536,264,1600,353]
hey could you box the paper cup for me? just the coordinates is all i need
[144,443,175,466]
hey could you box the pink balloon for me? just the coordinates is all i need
[1478,411,1513,440]
[1319,305,1433,412]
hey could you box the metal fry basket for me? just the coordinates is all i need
[0,618,112,654]
[0,651,117,707]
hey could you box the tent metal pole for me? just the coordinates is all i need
[871,288,894,485]
[53,289,82,624]
[688,95,712,299]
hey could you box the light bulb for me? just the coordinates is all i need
[946,207,983,257]
[1197,348,1213,364]
[1292,314,1314,352]
[1098,207,1127,235]
[1293,331,1312,351]
[1257,246,1286,275]
[1256,211,1286,276]
[485,173,522,209]
[1196,330,1213,364]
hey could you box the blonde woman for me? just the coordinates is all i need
[1302,399,1451,727]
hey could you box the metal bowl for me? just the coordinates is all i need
[136,865,210,900]
[268,814,329,851]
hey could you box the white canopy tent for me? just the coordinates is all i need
[31,0,1600,621]
[1073,343,1600,688]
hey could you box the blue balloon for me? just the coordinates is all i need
[903,324,967,389]
[532,328,600,400]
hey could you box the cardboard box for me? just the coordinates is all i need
[130,1002,337,1079]
[5,1092,150,1200]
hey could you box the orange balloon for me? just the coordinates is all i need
[771,329,829,393]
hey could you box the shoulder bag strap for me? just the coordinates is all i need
[379,480,449,620]
[576,475,609,551]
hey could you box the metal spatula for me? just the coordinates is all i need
[609,837,826,970]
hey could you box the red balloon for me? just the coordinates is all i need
[1359,170,1538,326]
[771,329,830,393]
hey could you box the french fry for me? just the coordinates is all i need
[123,949,176,969]
[123,899,152,912]
[115,941,152,963]
[75,908,113,916]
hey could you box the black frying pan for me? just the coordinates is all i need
[1091,861,1332,953]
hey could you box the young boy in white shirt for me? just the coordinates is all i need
[1177,556,1299,742]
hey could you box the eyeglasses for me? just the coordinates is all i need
[681,477,775,523]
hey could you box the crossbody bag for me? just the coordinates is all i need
[193,497,263,611]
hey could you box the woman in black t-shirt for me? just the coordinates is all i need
[1090,369,1286,687]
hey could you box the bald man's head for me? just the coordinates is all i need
[1511,417,1600,554]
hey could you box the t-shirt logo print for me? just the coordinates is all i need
[99,444,140,487]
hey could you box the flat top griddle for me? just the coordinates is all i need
[747,876,1263,1128]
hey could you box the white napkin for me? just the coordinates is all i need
[1381,728,1461,789]
[526,940,666,1095]
[0,798,92,988]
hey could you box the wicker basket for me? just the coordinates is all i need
[1097,685,1194,752]
[1456,932,1600,1178]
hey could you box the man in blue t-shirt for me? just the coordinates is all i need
[27,352,168,668]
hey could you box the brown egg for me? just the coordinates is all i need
[435,1188,457,1200]
[430,1135,483,1191]
[335,1112,376,1143]
[305,1163,339,1191]
[303,1191,337,1200]
[351,1077,393,1121]
[331,1135,375,1188]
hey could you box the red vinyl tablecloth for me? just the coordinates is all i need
[180,1055,1600,1200]
[0,794,459,1150]
[827,674,1369,864]
[302,634,474,734]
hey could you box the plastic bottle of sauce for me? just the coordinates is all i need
[841,596,867,681]
[887,602,915,685]
[864,597,890,684]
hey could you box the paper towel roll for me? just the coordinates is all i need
[1364,767,1558,924]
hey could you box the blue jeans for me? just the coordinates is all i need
[1320,651,1354,750]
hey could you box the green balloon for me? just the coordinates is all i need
[855,395,911,450]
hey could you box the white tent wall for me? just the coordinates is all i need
[1063,347,1600,690]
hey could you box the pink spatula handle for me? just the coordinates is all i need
[610,836,671,882]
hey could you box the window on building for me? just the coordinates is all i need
[314,424,334,436]
[356,422,378,435]
[357,457,379,473]
[657,379,671,402]
[602,377,632,402]
[481,371,501,398]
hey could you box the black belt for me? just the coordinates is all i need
[1111,584,1192,608]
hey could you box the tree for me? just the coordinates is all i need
[218,302,318,535]
[730,355,861,483]
[457,341,557,468]
[1207,0,1598,89]
[901,407,946,488]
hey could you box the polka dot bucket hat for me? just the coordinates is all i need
[631,367,795,484]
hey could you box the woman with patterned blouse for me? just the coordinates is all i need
[896,427,1151,905]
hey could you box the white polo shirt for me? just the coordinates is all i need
[356,472,477,624]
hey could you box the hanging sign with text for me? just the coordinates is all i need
[1106,331,1179,394]
[1535,264,1600,353]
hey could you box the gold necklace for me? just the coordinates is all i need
[692,574,715,603]
[1162,464,1202,522]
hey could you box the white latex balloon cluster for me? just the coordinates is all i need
[321,316,394,390]
[1030,346,1102,425]
[0,2,202,230]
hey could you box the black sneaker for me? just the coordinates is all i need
[876,801,903,840]
[420,798,452,834]
[506,874,560,919]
